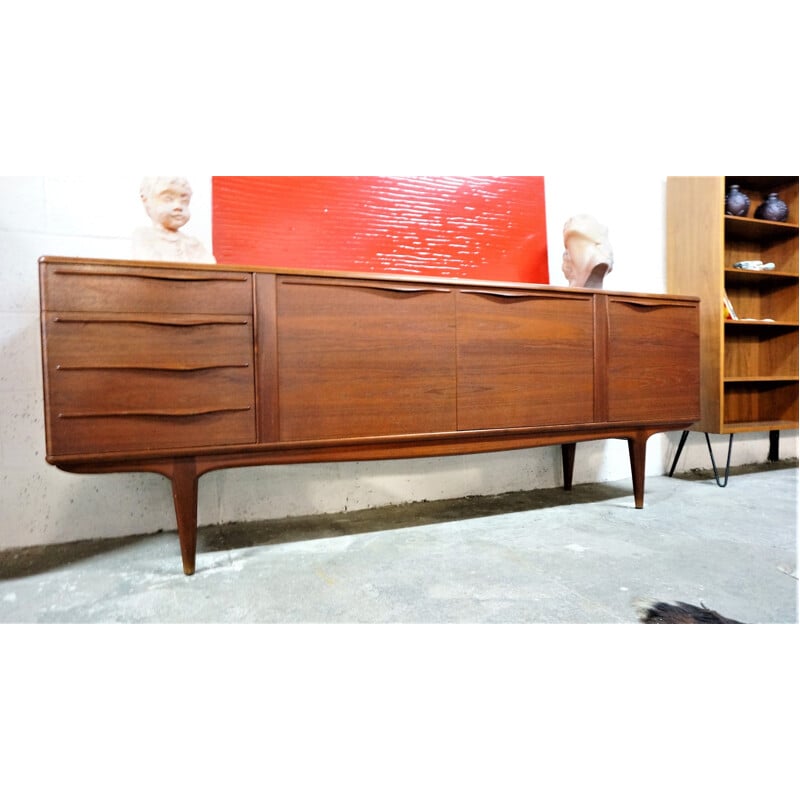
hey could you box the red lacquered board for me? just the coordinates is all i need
[211,176,549,283]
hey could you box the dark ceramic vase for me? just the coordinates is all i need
[725,185,750,216]
[754,193,789,222]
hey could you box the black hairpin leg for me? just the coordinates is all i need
[704,433,734,488]
[668,430,690,477]
[668,430,734,487]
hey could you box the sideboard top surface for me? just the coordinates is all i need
[38,255,699,304]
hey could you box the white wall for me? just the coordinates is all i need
[0,176,795,550]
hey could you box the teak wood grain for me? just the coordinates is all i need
[39,256,701,574]
[456,290,595,430]
[277,277,458,440]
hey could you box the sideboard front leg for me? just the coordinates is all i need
[170,459,199,575]
[627,434,648,509]
[561,443,576,491]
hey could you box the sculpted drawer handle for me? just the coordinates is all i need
[52,313,251,326]
[54,267,249,283]
[58,406,252,419]
[280,278,451,294]
[460,289,591,300]
[328,284,452,294]
[55,363,251,371]
[611,298,697,309]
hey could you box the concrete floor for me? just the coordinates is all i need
[1,462,797,623]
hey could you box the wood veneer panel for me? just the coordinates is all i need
[277,277,457,440]
[724,276,799,322]
[456,289,594,429]
[42,263,252,314]
[723,382,798,428]
[723,325,799,379]
[606,298,700,422]
[39,260,257,457]
[254,274,280,443]
[48,404,256,457]
[666,176,725,431]
[44,314,253,370]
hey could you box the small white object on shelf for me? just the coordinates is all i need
[733,260,776,271]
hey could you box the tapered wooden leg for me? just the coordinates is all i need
[627,434,647,509]
[561,442,576,491]
[171,459,199,575]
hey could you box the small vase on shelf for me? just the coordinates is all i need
[725,185,750,216]
[754,193,789,222]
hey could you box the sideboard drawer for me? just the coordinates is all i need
[45,366,256,457]
[41,262,252,315]
[41,311,257,457]
[43,313,254,370]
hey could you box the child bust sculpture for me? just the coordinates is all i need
[132,176,216,263]
[561,214,613,289]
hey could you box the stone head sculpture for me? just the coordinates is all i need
[140,176,193,233]
[132,176,216,263]
[561,214,613,289]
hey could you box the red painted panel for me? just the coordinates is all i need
[212,177,549,283]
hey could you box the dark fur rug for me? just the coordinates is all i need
[636,600,742,624]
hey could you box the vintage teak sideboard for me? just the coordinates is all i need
[38,256,701,574]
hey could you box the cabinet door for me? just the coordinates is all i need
[606,298,700,422]
[456,289,595,430]
[277,277,457,440]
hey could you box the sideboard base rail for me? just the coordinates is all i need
[60,427,674,575]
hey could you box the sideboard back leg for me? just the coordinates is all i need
[627,434,648,509]
[561,443,576,491]
[170,459,199,576]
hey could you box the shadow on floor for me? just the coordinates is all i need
[199,481,633,555]
[668,457,798,483]
[0,481,632,579]
[5,459,795,580]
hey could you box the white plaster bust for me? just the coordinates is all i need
[561,214,613,288]
[132,176,216,263]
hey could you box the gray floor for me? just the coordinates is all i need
[1,463,797,623]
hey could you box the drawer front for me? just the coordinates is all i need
[606,298,700,422]
[44,313,253,370]
[41,262,253,315]
[42,313,256,456]
[46,369,256,456]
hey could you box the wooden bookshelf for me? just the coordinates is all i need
[667,176,798,435]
